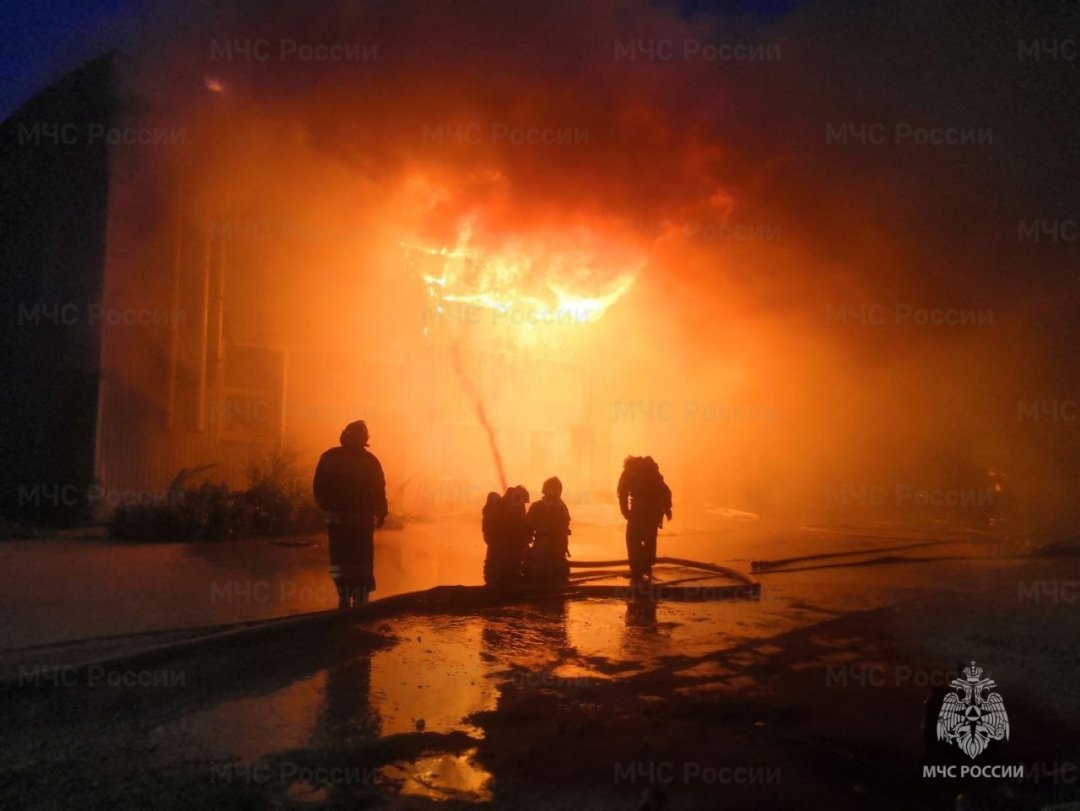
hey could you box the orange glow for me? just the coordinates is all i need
[92,7,1067,533]
[404,218,641,338]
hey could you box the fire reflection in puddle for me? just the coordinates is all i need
[369,616,497,737]
[145,592,828,803]
[381,747,494,802]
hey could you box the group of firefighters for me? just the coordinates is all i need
[481,477,573,586]
[313,420,673,608]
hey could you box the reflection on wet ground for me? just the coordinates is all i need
[0,516,1023,652]
[125,533,1078,806]
[371,617,497,739]
[5,524,1077,808]
[382,748,493,803]
[147,566,894,805]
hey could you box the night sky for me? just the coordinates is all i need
[0,0,803,120]
[0,0,140,118]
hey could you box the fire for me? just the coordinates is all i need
[404,219,641,335]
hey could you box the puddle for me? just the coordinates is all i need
[381,747,493,803]
[370,616,497,738]
[148,584,851,802]
[154,594,819,762]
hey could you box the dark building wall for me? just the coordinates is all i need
[0,55,115,523]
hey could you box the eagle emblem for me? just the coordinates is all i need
[936,661,1010,759]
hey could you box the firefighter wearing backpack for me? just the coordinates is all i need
[617,456,672,581]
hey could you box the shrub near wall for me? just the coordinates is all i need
[110,450,323,541]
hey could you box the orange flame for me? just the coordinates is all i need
[404,219,641,331]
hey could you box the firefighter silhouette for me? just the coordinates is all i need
[617,456,672,581]
[524,476,572,584]
[482,485,531,585]
[313,420,388,608]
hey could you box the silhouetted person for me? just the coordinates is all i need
[482,490,512,584]
[482,491,503,542]
[313,420,388,608]
[524,476,572,584]
[483,485,530,585]
[618,456,672,581]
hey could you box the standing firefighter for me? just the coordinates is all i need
[617,456,672,582]
[524,476,572,584]
[313,420,388,608]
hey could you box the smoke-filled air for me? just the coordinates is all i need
[98,0,1080,531]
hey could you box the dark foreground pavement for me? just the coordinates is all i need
[1,537,1078,810]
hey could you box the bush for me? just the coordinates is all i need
[110,482,234,541]
[236,448,307,537]
[110,449,323,542]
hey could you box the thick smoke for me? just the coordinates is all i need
[109,0,1080,529]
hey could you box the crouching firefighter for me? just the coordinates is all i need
[483,486,530,586]
[524,477,572,585]
[313,420,388,608]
